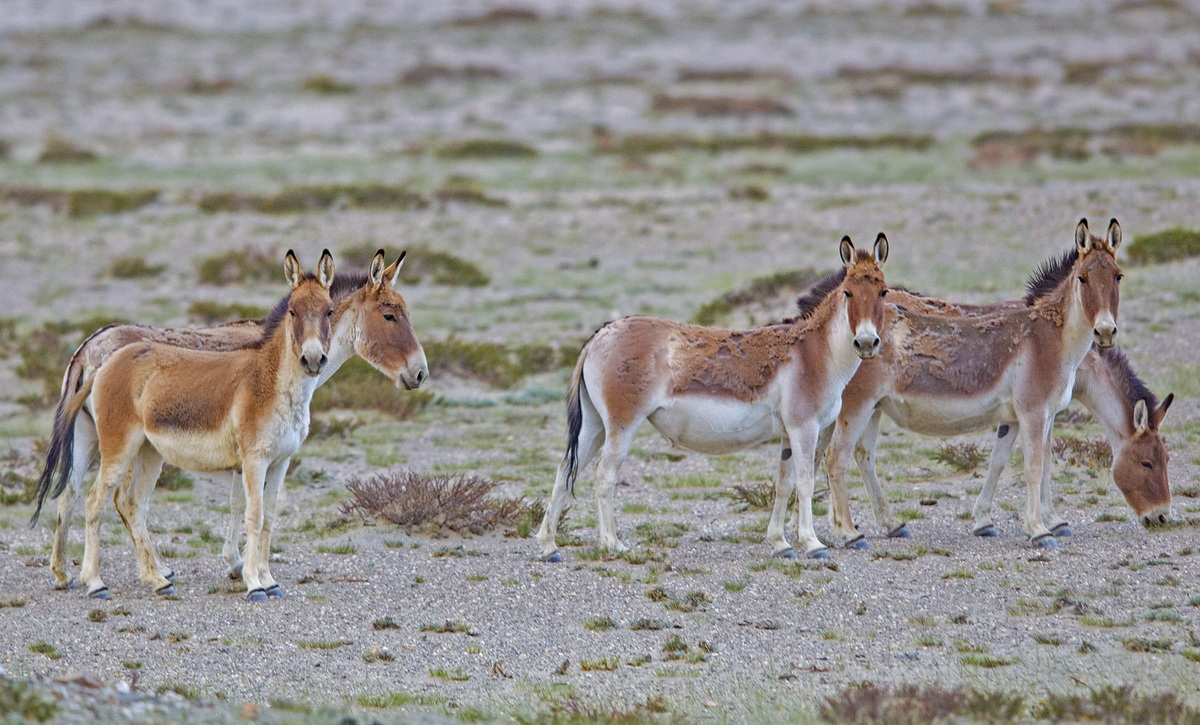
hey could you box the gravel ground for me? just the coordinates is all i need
[1,2,1199,722]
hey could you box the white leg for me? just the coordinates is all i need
[971,423,1018,536]
[51,415,97,589]
[788,423,827,557]
[766,442,797,555]
[240,459,270,600]
[593,426,637,553]
[256,460,288,597]
[1017,413,1054,545]
[1040,431,1070,535]
[114,445,172,594]
[80,448,137,599]
[223,473,246,579]
[825,407,880,544]
[536,402,603,561]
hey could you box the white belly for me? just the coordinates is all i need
[146,426,241,473]
[879,391,1015,437]
[648,395,781,454]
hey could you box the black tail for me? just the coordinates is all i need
[561,352,587,496]
[30,362,91,526]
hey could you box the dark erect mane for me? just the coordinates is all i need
[1023,247,1079,306]
[794,268,847,319]
[1097,346,1158,411]
[329,271,368,302]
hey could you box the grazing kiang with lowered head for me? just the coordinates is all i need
[32,250,428,591]
[37,250,337,601]
[813,289,1172,541]
[822,219,1126,549]
[537,234,890,562]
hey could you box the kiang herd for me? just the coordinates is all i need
[28,219,1175,602]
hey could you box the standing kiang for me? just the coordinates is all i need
[37,251,338,601]
[538,234,891,562]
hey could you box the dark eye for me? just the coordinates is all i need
[383,313,396,322]
[879,289,887,298]
[1141,461,1153,469]
[843,290,852,298]
[1077,276,1087,284]
[326,309,334,318]
[288,310,297,318]
[1116,274,1123,282]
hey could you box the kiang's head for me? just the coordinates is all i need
[837,233,889,360]
[355,250,428,390]
[283,249,335,377]
[1112,394,1174,527]
[1072,218,1123,348]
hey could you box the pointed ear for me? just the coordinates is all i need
[1107,218,1121,251]
[1154,392,1174,427]
[839,236,855,266]
[368,249,387,289]
[1133,398,1150,435]
[284,250,302,289]
[1075,218,1091,253]
[316,249,334,289]
[385,250,407,287]
[873,232,889,264]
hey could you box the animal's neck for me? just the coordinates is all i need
[265,322,319,406]
[1036,282,1094,370]
[1074,354,1134,454]
[315,297,359,387]
[815,296,862,383]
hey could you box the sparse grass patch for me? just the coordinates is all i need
[1053,436,1112,469]
[421,336,572,388]
[420,621,472,634]
[312,357,434,418]
[185,301,268,324]
[942,569,974,580]
[651,94,793,117]
[1080,616,1134,628]
[0,677,58,721]
[929,442,984,472]
[357,691,444,708]
[1033,634,1062,645]
[316,542,357,555]
[194,246,279,285]
[198,185,426,216]
[341,243,489,287]
[297,639,350,650]
[300,75,355,94]
[0,597,27,608]
[155,683,202,699]
[1122,637,1173,653]
[693,268,826,326]
[342,470,532,535]
[1095,512,1128,523]
[597,131,932,157]
[579,658,619,672]
[821,683,1025,725]
[37,131,97,163]
[723,580,747,592]
[434,175,507,207]
[107,255,166,279]
[435,139,537,159]
[1127,227,1200,265]
[915,635,943,647]
[960,653,1018,668]
[399,63,506,85]
[429,667,470,681]
[583,617,617,632]
[29,642,61,660]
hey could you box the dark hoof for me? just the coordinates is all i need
[1051,523,1073,537]
[889,524,912,539]
[228,565,243,581]
[247,588,268,602]
[56,578,78,591]
[155,583,176,597]
[542,551,563,563]
[845,536,869,550]
[88,587,111,600]
[772,547,798,559]
[1031,534,1058,550]
[265,584,285,599]
[973,524,998,538]
[165,570,177,582]
[807,547,831,560]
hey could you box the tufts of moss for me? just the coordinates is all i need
[37,132,97,164]
[435,139,537,159]
[108,255,166,279]
[596,131,932,156]
[67,189,159,217]
[1126,227,1200,265]
[198,184,427,215]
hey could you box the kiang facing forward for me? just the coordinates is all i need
[538,234,891,562]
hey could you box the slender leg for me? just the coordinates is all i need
[114,445,173,595]
[51,415,97,589]
[256,460,288,597]
[788,422,827,558]
[1039,431,1071,535]
[240,458,270,601]
[80,450,137,598]
[971,423,1018,537]
[1017,412,1055,546]
[593,425,637,553]
[223,473,246,579]
[536,402,604,561]
[766,442,797,556]
[825,405,880,545]
[853,410,909,539]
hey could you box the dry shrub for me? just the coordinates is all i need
[1053,436,1112,470]
[434,176,507,207]
[311,358,433,418]
[929,442,985,472]
[820,684,1024,725]
[2,187,70,212]
[449,6,540,26]
[836,65,1038,94]
[435,139,537,159]
[676,66,795,83]
[198,184,426,214]
[693,268,826,326]
[37,132,97,163]
[422,337,572,388]
[728,184,769,202]
[1126,227,1200,265]
[194,246,278,285]
[1033,684,1200,723]
[969,127,1091,167]
[340,243,489,287]
[179,76,238,94]
[728,482,776,510]
[340,471,527,535]
[596,131,931,156]
[518,696,673,725]
[650,94,792,117]
[398,63,506,85]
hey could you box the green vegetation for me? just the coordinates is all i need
[1126,227,1200,265]
[434,175,507,207]
[186,300,269,324]
[37,131,97,163]
[693,268,826,326]
[583,617,618,632]
[930,442,984,472]
[198,184,426,215]
[596,131,933,156]
[0,679,57,722]
[300,75,356,94]
[435,139,538,159]
[194,246,281,285]
[339,243,489,287]
[108,255,166,279]
[311,357,434,418]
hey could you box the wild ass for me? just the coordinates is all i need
[823,219,1124,549]
[38,251,337,601]
[537,235,891,561]
[820,288,1172,540]
[32,251,428,591]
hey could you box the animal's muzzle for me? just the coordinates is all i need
[399,352,430,390]
[853,333,881,359]
[1141,505,1170,528]
[300,353,327,376]
[1093,315,1117,348]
